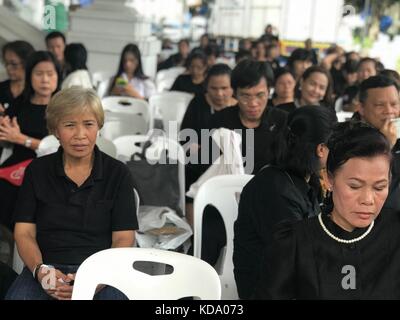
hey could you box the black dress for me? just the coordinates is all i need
[170,74,205,96]
[254,209,400,299]
[233,166,320,299]
[0,97,48,230]
[0,80,15,109]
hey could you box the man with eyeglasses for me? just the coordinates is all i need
[208,59,286,174]
[196,59,287,267]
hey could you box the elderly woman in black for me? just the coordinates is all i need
[255,121,400,299]
[233,106,337,299]
[6,87,138,300]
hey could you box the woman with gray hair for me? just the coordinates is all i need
[6,87,138,300]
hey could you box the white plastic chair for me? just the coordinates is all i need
[96,78,111,99]
[36,135,60,157]
[71,247,221,300]
[156,66,185,93]
[149,91,194,138]
[113,134,186,216]
[96,136,117,158]
[336,111,353,122]
[193,174,253,300]
[100,113,150,141]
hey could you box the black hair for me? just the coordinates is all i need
[114,43,147,80]
[294,65,334,107]
[23,51,61,102]
[235,49,252,63]
[45,31,66,44]
[204,44,220,59]
[2,40,35,66]
[342,59,358,75]
[322,121,392,213]
[357,57,377,72]
[231,59,274,91]
[271,105,337,178]
[185,50,208,70]
[64,43,88,75]
[273,67,295,86]
[380,69,400,86]
[287,48,313,69]
[204,63,232,88]
[359,75,399,104]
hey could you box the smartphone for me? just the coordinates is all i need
[391,118,400,137]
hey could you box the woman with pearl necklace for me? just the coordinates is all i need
[255,121,400,299]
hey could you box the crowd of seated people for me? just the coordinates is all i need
[1,23,400,301]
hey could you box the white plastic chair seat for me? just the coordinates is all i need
[71,247,221,300]
[193,174,253,300]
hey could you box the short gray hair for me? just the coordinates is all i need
[46,87,104,135]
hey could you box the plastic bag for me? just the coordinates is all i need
[186,128,244,199]
[136,206,192,250]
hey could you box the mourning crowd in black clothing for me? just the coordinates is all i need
[1,22,400,300]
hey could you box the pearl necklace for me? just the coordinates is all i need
[318,213,374,244]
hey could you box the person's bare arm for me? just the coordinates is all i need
[111,230,135,248]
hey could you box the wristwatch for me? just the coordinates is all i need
[24,138,32,148]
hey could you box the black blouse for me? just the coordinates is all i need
[233,166,320,299]
[255,209,400,299]
[171,74,205,96]
[0,80,15,109]
[13,146,138,265]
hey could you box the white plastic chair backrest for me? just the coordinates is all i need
[156,66,185,88]
[96,136,117,158]
[149,91,194,137]
[100,113,149,141]
[97,78,111,99]
[113,135,186,216]
[336,111,353,122]
[156,77,176,93]
[193,174,253,300]
[71,247,221,300]
[36,135,60,157]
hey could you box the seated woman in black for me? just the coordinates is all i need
[277,66,334,114]
[0,51,61,230]
[181,64,236,222]
[270,68,296,112]
[233,106,337,299]
[0,41,35,110]
[6,87,138,300]
[255,121,400,299]
[170,51,207,96]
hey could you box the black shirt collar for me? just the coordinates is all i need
[55,145,103,181]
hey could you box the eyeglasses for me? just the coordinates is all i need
[237,92,268,104]
[4,61,22,69]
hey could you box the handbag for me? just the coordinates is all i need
[126,139,183,216]
[0,159,33,186]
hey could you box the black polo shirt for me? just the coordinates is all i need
[13,146,138,265]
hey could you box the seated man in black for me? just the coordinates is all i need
[196,59,287,266]
[353,75,400,211]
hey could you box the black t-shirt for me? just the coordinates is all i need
[255,209,400,299]
[13,146,138,265]
[0,80,15,109]
[171,74,205,96]
[233,166,320,299]
[274,102,297,114]
[1,96,48,167]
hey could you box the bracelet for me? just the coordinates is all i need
[32,263,43,281]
